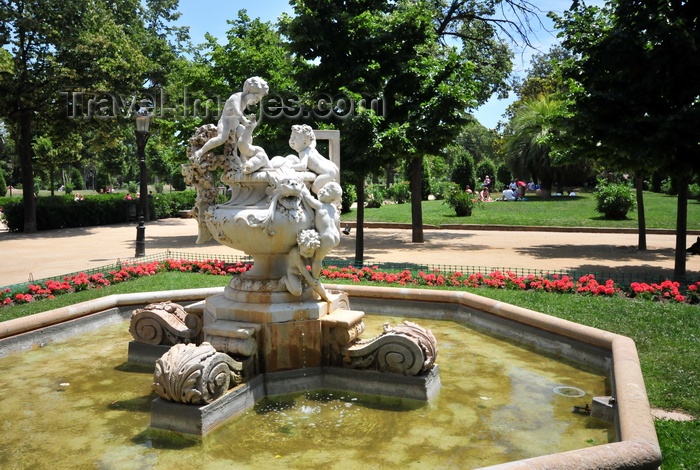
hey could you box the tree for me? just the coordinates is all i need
[515,45,572,100]
[0,0,185,231]
[204,10,299,153]
[448,146,477,191]
[0,166,6,196]
[281,0,427,263]
[384,30,477,242]
[434,0,543,58]
[553,0,700,280]
[505,95,564,196]
[283,0,521,249]
[453,119,500,165]
[1,0,80,229]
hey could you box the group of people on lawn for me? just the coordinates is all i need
[468,176,541,202]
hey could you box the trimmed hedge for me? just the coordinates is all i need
[1,191,196,232]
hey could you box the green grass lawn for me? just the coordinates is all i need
[342,190,700,230]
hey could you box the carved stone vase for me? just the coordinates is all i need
[203,170,318,302]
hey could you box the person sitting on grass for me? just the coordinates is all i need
[502,187,518,201]
[479,186,492,202]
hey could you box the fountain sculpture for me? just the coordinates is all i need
[128,77,439,435]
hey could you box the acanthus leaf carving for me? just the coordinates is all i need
[343,321,438,376]
[129,301,202,346]
[152,342,243,405]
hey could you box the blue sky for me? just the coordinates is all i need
[175,0,574,129]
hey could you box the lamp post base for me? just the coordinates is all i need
[135,217,146,257]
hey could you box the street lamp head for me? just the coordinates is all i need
[135,99,152,133]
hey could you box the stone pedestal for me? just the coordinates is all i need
[201,290,350,373]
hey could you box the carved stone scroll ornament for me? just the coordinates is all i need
[152,342,243,405]
[343,321,438,376]
[129,301,202,346]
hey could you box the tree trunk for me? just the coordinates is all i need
[19,110,37,233]
[673,176,689,282]
[385,164,395,186]
[634,173,647,251]
[539,177,553,198]
[410,155,424,243]
[49,165,55,197]
[354,173,365,267]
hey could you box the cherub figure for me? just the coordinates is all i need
[288,124,339,194]
[194,76,269,159]
[300,182,342,278]
[282,229,330,301]
[238,114,271,174]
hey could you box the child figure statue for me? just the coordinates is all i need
[282,229,331,301]
[193,76,269,159]
[288,124,339,195]
[300,182,342,278]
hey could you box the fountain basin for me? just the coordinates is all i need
[0,285,660,469]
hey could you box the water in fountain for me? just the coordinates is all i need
[0,314,611,469]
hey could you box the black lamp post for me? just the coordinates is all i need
[134,100,151,257]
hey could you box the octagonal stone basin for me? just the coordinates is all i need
[0,285,661,469]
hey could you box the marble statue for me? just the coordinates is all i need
[152,342,242,405]
[146,78,439,435]
[193,76,269,160]
[300,183,341,278]
[288,124,340,194]
[182,81,342,298]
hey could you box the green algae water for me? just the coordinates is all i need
[0,315,612,469]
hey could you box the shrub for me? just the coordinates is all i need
[688,183,700,201]
[127,181,138,193]
[70,167,85,190]
[386,182,411,204]
[496,164,512,191]
[95,173,114,193]
[0,169,6,197]
[365,184,385,208]
[152,190,196,219]
[594,179,636,220]
[443,182,478,216]
[171,167,187,191]
[420,160,431,201]
[430,181,452,200]
[1,191,197,232]
[476,159,497,188]
[340,182,356,214]
[450,151,476,191]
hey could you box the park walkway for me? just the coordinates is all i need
[1,217,698,287]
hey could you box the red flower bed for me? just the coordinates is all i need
[1,260,698,309]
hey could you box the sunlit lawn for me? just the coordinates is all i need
[342,190,700,230]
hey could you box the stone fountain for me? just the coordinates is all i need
[127,77,439,435]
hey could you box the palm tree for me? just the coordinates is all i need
[506,95,582,197]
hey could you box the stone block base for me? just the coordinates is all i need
[150,366,440,436]
[150,375,265,435]
[127,341,171,367]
